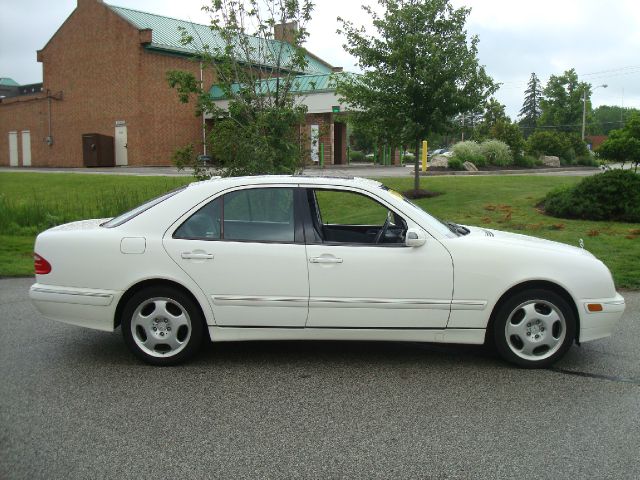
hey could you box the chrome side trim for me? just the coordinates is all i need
[451,300,487,311]
[211,295,487,311]
[31,287,112,299]
[213,296,308,308]
[309,297,451,310]
[29,284,115,307]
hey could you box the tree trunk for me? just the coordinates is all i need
[414,139,420,191]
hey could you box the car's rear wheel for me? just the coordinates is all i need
[493,289,576,368]
[122,286,204,366]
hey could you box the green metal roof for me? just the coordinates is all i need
[108,5,333,74]
[0,78,20,87]
[209,73,338,100]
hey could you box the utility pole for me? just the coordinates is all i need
[582,83,607,141]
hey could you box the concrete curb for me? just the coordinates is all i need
[417,167,599,176]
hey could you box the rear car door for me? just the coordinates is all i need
[163,186,309,327]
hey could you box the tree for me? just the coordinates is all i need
[491,119,524,160]
[592,105,640,135]
[336,0,496,191]
[539,68,590,132]
[518,72,543,134]
[167,0,315,177]
[472,97,508,141]
[598,114,640,171]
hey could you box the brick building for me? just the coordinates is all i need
[0,0,350,168]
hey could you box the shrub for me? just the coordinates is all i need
[452,141,486,167]
[543,169,640,222]
[491,120,525,161]
[447,157,464,170]
[349,150,366,162]
[480,139,513,166]
[403,152,416,162]
[576,155,597,166]
[514,155,536,168]
[526,131,588,164]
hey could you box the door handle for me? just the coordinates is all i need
[181,252,214,260]
[309,256,343,264]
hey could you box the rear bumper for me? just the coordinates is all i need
[29,283,120,332]
[578,293,626,343]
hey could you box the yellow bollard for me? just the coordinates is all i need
[421,140,428,172]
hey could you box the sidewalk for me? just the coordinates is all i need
[0,163,601,178]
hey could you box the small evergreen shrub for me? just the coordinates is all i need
[452,141,485,167]
[447,157,464,170]
[349,150,366,162]
[543,170,640,222]
[480,139,513,166]
[514,155,537,168]
[576,155,597,166]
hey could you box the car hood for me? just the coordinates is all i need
[464,226,594,258]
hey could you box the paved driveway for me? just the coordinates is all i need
[1,278,638,479]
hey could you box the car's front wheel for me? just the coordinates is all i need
[493,289,576,368]
[121,286,204,366]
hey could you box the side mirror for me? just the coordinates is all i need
[405,228,427,247]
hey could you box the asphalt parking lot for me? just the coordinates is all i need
[1,277,639,479]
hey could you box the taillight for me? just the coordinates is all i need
[34,253,52,275]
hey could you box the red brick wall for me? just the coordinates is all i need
[0,0,216,167]
[0,94,49,166]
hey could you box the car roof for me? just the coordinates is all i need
[186,175,384,192]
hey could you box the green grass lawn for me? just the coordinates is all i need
[1,172,638,288]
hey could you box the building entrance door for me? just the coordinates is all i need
[115,125,128,166]
[8,132,18,166]
[21,130,31,167]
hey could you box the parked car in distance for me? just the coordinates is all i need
[429,148,448,157]
[30,176,625,367]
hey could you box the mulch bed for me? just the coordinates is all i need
[402,189,443,199]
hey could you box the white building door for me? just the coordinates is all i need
[21,130,31,167]
[115,125,128,166]
[8,132,18,166]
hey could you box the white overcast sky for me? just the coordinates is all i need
[1,0,639,118]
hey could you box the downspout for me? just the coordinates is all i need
[200,62,207,156]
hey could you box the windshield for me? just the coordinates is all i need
[102,186,187,228]
[384,187,458,238]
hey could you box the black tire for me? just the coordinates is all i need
[493,288,576,368]
[121,286,205,366]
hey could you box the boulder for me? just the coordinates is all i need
[541,155,560,167]
[463,161,478,172]
[429,155,449,168]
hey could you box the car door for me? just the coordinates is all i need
[302,187,453,329]
[163,186,309,327]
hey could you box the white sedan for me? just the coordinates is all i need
[30,176,625,367]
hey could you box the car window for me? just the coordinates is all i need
[224,188,295,242]
[316,190,388,225]
[174,197,222,240]
[313,189,406,245]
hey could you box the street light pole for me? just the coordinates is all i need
[582,84,607,141]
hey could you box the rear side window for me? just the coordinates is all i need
[173,187,295,243]
[174,197,222,240]
[224,188,294,242]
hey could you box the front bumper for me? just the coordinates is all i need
[578,293,626,343]
[29,283,120,332]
